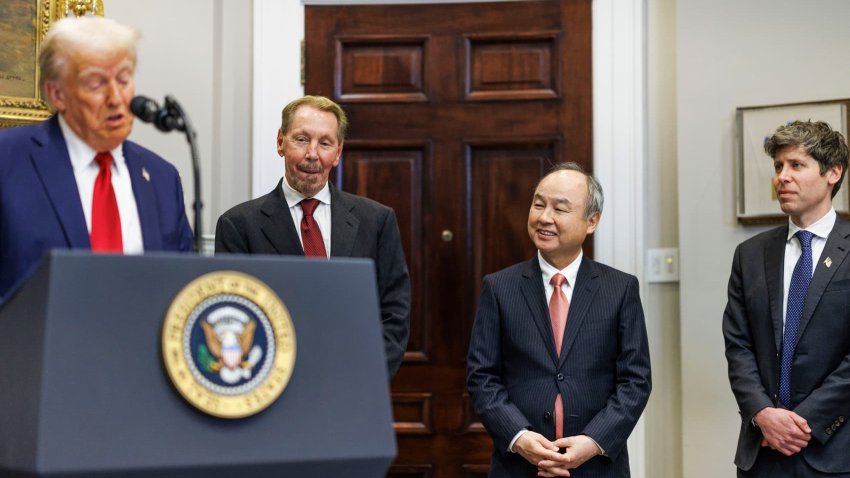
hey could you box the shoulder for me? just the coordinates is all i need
[123,139,181,176]
[219,189,275,223]
[0,121,49,156]
[581,258,639,288]
[335,188,393,216]
[736,225,786,252]
[483,259,536,287]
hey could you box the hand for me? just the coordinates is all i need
[513,432,567,473]
[536,435,601,476]
[754,407,811,456]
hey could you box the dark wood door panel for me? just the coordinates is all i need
[306,2,591,477]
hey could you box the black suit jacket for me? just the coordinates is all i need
[467,256,651,478]
[214,180,411,377]
[724,217,850,473]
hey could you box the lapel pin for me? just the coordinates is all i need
[824,257,833,268]
[142,167,150,182]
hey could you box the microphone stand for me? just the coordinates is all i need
[162,96,203,253]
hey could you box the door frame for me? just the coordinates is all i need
[251,2,648,476]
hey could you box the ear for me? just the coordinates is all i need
[585,211,601,235]
[827,164,843,186]
[333,142,343,168]
[276,129,285,157]
[45,81,66,112]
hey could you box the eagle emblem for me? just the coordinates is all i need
[197,306,264,384]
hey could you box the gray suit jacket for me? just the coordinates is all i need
[724,216,850,473]
[214,180,411,377]
[467,256,651,478]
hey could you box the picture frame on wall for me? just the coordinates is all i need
[0,0,104,128]
[736,99,850,224]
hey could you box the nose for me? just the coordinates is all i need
[305,141,320,159]
[105,80,122,106]
[538,207,554,223]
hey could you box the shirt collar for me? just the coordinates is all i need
[58,114,125,173]
[280,175,332,208]
[786,208,836,241]
[538,249,583,288]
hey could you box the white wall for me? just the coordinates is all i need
[645,0,680,477]
[677,1,850,476]
[107,0,253,237]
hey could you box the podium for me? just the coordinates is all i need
[0,251,396,477]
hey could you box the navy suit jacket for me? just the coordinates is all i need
[724,217,850,473]
[467,256,651,478]
[0,116,193,302]
[214,180,411,378]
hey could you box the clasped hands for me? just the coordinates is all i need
[754,407,812,456]
[514,431,601,477]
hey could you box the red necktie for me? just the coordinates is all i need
[90,152,123,252]
[550,273,569,438]
[300,198,327,258]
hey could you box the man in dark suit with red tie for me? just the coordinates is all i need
[0,17,193,303]
[214,95,410,378]
[724,120,850,477]
[467,163,651,477]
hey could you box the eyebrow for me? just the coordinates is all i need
[533,193,573,206]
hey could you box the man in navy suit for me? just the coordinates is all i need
[724,120,850,477]
[215,95,410,378]
[467,163,651,477]
[0,17,193,303]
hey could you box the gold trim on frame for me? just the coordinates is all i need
[0,0,104,128]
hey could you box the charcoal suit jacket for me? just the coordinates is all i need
[214,180,411,378]
[467,256,651,478]
[724,216,850,473]
[0,115,193,303]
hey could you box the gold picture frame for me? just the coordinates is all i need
[0,0,104,128]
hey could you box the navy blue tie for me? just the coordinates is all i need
[779,230,814,408]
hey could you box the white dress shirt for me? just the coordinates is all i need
[280,175,332,257]
[59,115,143,254]
[782,208,836,331]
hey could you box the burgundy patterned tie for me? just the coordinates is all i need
[90,152,123,252]
[300,198,327,258]
[550,273,569,439]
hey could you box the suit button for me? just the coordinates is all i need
[841,416,846,423]
[832,424,838,431]
[826,428,833,435]
[543,412,552,421]
[556,373,564,381]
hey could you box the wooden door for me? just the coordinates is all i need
[305,2,591,476]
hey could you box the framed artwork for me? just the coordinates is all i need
[736,99,850,224]
[0,0,104,127]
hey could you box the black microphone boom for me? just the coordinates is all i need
[130,94,203,253]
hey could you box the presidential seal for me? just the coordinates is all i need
[162,271,296,418]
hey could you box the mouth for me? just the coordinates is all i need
[105,113,125,127]
[536,229,557,237]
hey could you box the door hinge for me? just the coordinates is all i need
[300,40,306,86]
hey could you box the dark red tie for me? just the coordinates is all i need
[300,198,327,258]
[550,273,569,438]
[90,152,123,252]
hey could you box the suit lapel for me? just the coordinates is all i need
[124,144,161,249]
[763,227,787,351]
[559,256,599,366]
[259,180,303,255]
[29,117,90,248]
[329,185,359,258]
[798,217,850,340]
[519,258,558,363]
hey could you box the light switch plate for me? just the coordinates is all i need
[646,247,679,283]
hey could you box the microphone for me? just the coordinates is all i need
[130,94,203,254]
[130,95,184,133]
